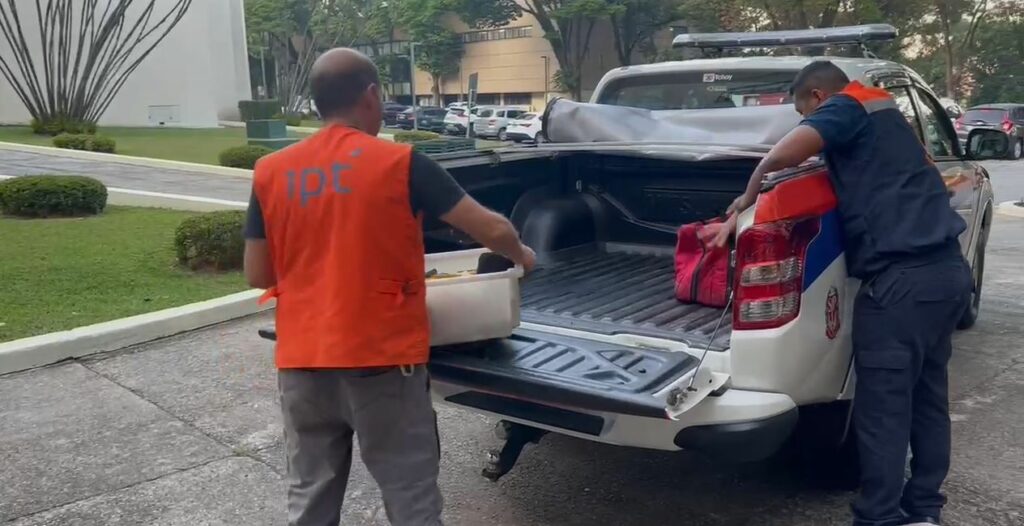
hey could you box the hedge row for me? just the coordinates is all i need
[219,145,273,169]
[30,118,97,137]
[174,210,246,271]
[0,175,107,218]
[52,133,116,153]
[393,130,441,143]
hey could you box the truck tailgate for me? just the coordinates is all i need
[429,329,701,420]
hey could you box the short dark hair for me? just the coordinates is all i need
[790,60,850,96]
[310,59,379,118]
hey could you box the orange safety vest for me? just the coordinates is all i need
[253,125,429,368]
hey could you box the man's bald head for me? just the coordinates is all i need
[310,48,380,119]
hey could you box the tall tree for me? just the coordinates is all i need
[608,0,685,66]
[245,0,379,114]
[931,0,989,98]
[517,0,624,100]
[395,0,523,105]
[0,0,193,134]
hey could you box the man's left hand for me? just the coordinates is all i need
[708,213,738,249]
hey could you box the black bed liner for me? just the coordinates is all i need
[520,248,731,351]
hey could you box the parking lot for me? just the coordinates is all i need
[2,162,1023,525]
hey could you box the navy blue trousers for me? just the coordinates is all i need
[851,254,972,526]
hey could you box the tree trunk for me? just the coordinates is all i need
[937,1,956,97]
[432,76,441,106]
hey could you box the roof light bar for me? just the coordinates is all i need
[673,24,898,49]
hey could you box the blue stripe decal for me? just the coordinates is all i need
[803,209,843,290]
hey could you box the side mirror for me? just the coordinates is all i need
[966,129,1010,160]
[966,128,1007,159]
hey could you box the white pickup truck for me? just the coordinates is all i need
[422,25,1001,485]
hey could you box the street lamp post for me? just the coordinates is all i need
[409,41,419,131]
[541,55,550,105]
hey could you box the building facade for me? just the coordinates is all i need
[356,7,684,113]
[0,0,251,128]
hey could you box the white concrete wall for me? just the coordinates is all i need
[0,0,250,127]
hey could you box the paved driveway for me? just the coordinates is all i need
[3,214,1023,525]
[0,149,251,202]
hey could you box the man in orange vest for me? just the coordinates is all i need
[243,48,535,526]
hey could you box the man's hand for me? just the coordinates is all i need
[726,192,756,216]
[519,244,537,272]
[441,195,536,272]
[709,213,738,249]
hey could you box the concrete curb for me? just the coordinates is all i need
[0,291,273,376]
[995,200,1024,219]
[0,141,254,179]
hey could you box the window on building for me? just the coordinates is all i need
[462,26,532,43]
[503,93,532,106]
[475,94,499,106]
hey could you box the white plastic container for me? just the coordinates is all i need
[425,248,524,346]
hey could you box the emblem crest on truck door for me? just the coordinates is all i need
[825,286,841,339]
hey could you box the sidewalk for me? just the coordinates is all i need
[0,149,250,202]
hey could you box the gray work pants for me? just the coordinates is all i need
[278,366,443,526]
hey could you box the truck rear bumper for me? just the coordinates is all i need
[431,379,797,455]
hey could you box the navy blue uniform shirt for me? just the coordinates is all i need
[799,81,966,279]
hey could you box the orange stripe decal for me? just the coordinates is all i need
[754,170,838,224]
[839,80,891,104]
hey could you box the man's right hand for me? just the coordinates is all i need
[518,244,537,272]
[441,195,537,272]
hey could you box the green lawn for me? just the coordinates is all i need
[0,126,306,166]
[0,207,248,342]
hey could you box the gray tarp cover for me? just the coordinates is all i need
[543,98,802,146]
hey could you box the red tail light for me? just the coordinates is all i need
[954,117,963,130]
[1002,119,1014,132]
[734,218,819,330]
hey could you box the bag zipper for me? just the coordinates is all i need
[691,229,707,301]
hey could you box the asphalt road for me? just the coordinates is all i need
[986,159,1024,203]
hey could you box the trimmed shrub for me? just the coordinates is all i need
[52,133,116,153]
[0,175,107,218]
[238,99,281,121]
[218,145,273,169]
[174,210,246,271]
[393,130,441,143]
[284,113,303,127]
[30,118,97,136]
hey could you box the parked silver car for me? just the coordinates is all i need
[473,106,529,141]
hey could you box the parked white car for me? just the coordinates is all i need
[473,106,529,141]
[444,106,487,136]
[506,113,544,143]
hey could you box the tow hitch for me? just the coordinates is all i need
[482,421,547,482]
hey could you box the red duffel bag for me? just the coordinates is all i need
[674,220,731,307]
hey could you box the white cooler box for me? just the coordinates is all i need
[426,248,524,346]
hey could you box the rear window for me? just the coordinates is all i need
[596,70,797,110]
[423,109,446,116]
[963,108,1008,123]
[478,109,494,117]
[519,113,536,120]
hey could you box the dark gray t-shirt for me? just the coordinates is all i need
[245,151,465,239]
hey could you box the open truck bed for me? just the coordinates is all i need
[520,247,731,350]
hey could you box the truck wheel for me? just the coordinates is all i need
[957,229,986,330]
[498,128,508,142]
[785,401,860,490]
